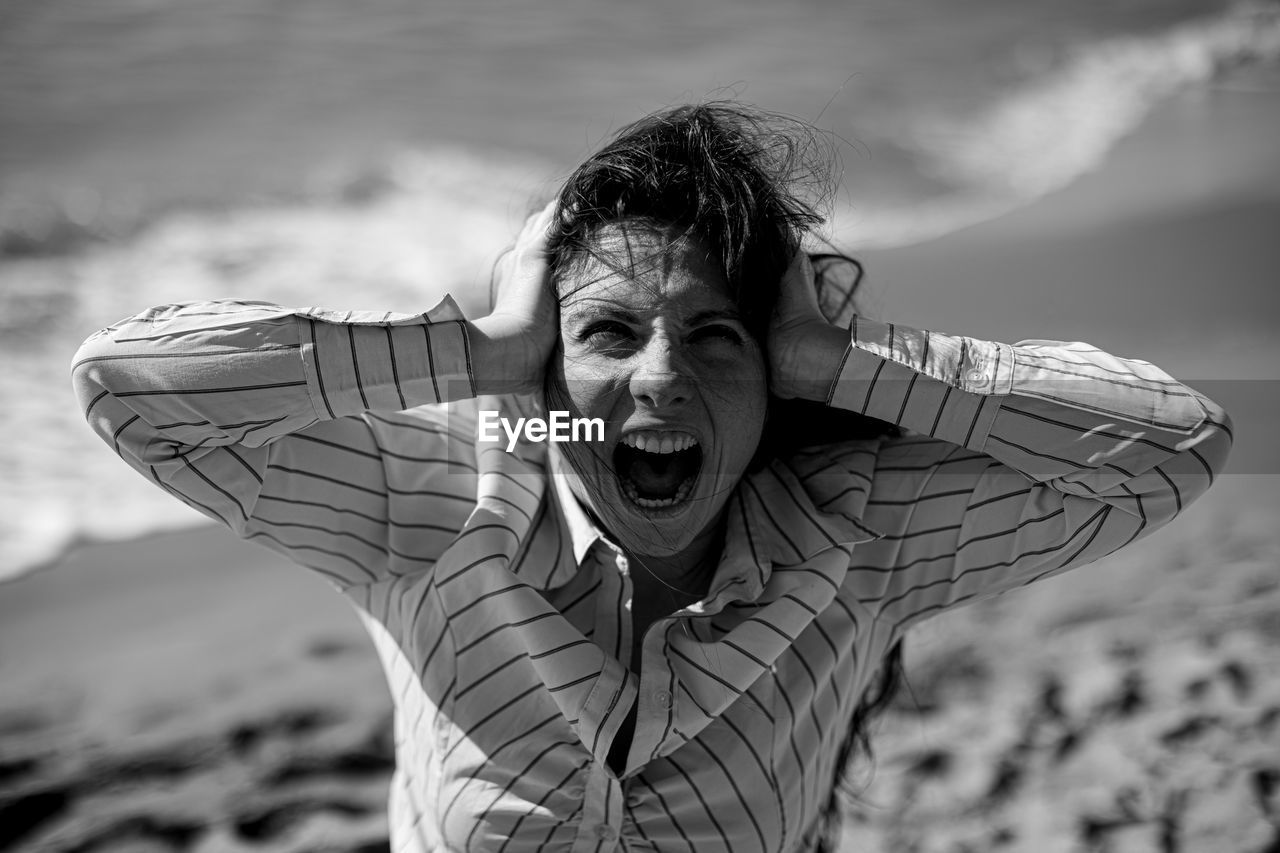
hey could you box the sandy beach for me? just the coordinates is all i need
[0,526,393,852]
[3,80,1279,852]
[839,471,1280,853]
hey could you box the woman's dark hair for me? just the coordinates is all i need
[816,639,905,853]
[540,102,906,846]
[546,102,820,342]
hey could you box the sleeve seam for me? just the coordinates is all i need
[296,316,331,422]
[825,343,854,408]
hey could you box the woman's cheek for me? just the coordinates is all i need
[716,342,766,382]
[555,350,608,411]
[565,373,623,422]
[707,359,768,410]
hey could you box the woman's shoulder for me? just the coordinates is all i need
[781,436,887,525]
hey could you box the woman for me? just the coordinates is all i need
[73,103,1231,852]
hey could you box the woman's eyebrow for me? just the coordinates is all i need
[565,303,640,325]
[687,308,742,325]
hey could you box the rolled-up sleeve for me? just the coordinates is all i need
[830,316,1232,632]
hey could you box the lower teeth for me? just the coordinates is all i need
[622,476,695,508]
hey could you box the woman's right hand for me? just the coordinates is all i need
[470,201,559,395]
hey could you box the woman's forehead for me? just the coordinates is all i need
[557,222,733,314]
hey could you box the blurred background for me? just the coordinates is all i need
[1,1,1278,851]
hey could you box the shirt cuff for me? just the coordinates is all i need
[828,316,1015,450]
[297,294,475,420]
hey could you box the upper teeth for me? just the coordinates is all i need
[621,431,698,454]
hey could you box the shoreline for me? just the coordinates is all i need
[860,61,1280,358]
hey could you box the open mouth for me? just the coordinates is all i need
[613,430,702,509]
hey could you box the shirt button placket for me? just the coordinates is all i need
[574,763,622,851]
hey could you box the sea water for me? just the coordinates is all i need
[2,0,1278,578]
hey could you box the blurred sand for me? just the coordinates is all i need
[0,527,391,852]
[3,81,1279,851]
[842,475,1280,853]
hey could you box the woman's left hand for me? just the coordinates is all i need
[767,252,852,401]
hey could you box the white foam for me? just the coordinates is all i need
[834,2,1280,249]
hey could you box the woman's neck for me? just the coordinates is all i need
[627,515,727,604]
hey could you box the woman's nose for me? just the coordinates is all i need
[628,340,694,409]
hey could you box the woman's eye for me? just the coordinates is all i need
[579,322,633,346]
[690,324,744,345]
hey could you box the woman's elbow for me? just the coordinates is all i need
[1156,399,1234,521]
[1183,401,1233,498]
[71,332,117,421]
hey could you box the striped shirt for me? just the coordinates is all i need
[72,296,1231,852]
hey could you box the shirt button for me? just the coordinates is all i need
[595,824,617,841]
[654,690,672,709]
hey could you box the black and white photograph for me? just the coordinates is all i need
[2,2,1279,851]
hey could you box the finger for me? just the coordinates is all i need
[496,203,552,287]
[531,198,557,227]
[493,203,558,313]
[800,255,819,302]
[516,200,558,249]
[792,251,815,286]
[779,252,818,310]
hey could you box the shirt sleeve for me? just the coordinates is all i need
[71,297,476,589]
[830,316,1233,634]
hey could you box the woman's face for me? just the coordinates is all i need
[548,222,768,558]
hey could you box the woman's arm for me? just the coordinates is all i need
[71,205,559,589]
[71,299,477,588]
[769,255,1233,633]
[832,318,1230,632]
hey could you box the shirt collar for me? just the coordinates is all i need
[546,441,611,568]
[707,447,885,604]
